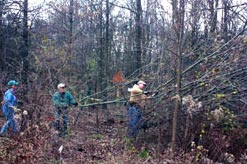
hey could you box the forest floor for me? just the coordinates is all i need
[45,107,170,164]
[0,106,170,164]
[0,106,240,164]
[47,107,134,164]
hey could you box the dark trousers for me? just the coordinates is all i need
[128,104,142,138]
[55,107,69,133]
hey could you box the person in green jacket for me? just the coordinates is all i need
[53,83,78,136]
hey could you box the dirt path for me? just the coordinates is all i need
[44,108,129,163]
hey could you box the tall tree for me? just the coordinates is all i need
[171,0,185,154]
[209,0,219,36]
[103,0,110,113]
[68,0,74,81]
[190,0,201,47]
[135,0,142,72]
[105,0,110,82]
[21,0,29,83]
[97,0,105,96]
[69,0,73,48]
[0,0,4,71]
[222,0,231,42]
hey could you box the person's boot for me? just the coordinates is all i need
[58,126,66,137]
[58,131,63,137]
[54,121,61,131]
[63,126,68,137]
[0,133,6,137]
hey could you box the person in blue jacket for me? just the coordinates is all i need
[53,83,78,136]
[1,80,20,137]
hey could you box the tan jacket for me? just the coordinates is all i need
[129,84,147,108]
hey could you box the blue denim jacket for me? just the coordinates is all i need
[2,89,16,117]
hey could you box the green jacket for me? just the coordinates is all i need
[53,91,76,108]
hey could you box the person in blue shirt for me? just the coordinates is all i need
[1,80,19,137]
[53,83,78,136]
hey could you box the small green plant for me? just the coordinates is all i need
[45,158,59,164]
[124,137,137,153]
[210,106,238,132]
[139,148,149,158]
[221,108,237,132]
[191,141,208,163]
[90,133,103,140]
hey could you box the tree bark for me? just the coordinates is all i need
[68,0,74,82]
[69,0,73,47]
[21,0,29,83]
[135,0,142,72]
[222,0,230,42]
[97,0,108,110]
[191,0,200,47]
[104,0,110,115]
[0,0,4,71]
[171,0,185,154]
[209,0,219,36]
[98,0,104,93]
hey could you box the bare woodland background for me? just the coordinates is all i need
[0,0,246,163]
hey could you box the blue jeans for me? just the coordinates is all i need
[1,107,19,135]
[55,107,69,132]
[128,105,142,138]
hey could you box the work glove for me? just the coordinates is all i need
[23,110,28,115]
[74,102,78,107]
[143,91,149,95]
[10,106,22,112]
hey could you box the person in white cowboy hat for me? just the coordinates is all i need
[52,83,78,137]
[127,80,148,138]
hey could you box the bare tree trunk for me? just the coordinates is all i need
[98,0,104,92]
[222,0,230,42]
[171,0,178,153]
[97,0,107,111]
[68,0,73,82]
[0,0,4,71]
[104,0,110,117]
[171,0,185,154]
[191,0,200,47]
[69,0,73,47]
[21,0,29,83]
[209,0,219,36]
[135,0,142,72]
[125,12,135,76]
